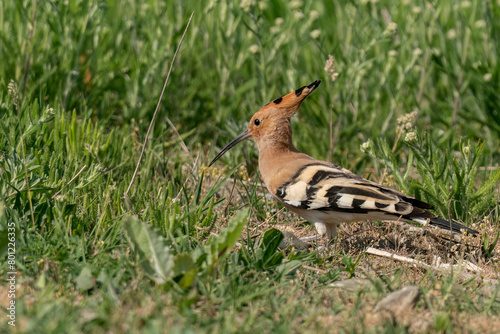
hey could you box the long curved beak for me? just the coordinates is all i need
[209,130,252,167]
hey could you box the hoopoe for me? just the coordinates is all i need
[210,80,478,241]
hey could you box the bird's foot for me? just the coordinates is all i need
[299,234,323,243]
[298,234,334,251]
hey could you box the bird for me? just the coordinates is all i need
[209,80,478,241]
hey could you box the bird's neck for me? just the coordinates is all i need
[256,123,298,158]
[256,126,303,189]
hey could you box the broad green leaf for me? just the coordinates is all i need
[123,215,174,284]
[75,266,94,291]
[173,253,197,277]
[205,209,248,269]
[178,269,197,289]
[276,260,302,277]
[259,228,285,267]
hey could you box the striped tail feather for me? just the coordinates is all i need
[411,217,478,235]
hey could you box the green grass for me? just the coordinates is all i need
[1,0,499,332]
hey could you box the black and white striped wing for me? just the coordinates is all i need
[275,163,424,217]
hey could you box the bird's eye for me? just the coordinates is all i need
[254,119,261,126]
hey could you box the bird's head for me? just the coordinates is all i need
[209,80,321,166]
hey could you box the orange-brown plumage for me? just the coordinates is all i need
[210,80,477,240]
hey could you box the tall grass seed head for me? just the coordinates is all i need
[249,44,259,54]
[475,20,486,28]
[412,6,422,14]
[309,10,319,21]
[310,29,321,39]
[461,1,471,8]
[446,29,457,39]
[384,22,397,36]
[7,80,19,102]
[324,55,339,81]
[240,0,254,13]
[294,10,304,20]
[290,0,302,9]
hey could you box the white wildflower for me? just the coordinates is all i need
[275,17,284,26]
[249,44,259,54]
[240,0,254,12]
[290,0,302,9]
[404,131,418,143]
[310,29,321,39]
[397,110,418,132]
[294,10,304,20]
[360,140,373,153]
[309,10,320,21]
[483,73,492,82]
[386,22,397,34]
[413,48,423,57]
[461,1,471,8]
[447,29,457,39]
[412,6,422,14]
[474,20,486,28]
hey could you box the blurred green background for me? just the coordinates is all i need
[1,0,498,169]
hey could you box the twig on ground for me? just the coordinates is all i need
[367,247,427,268]
[366,247,496,284]
[124,12,194,204]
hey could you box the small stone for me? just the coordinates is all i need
[478,283,500,297]
[374,286,421,313]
